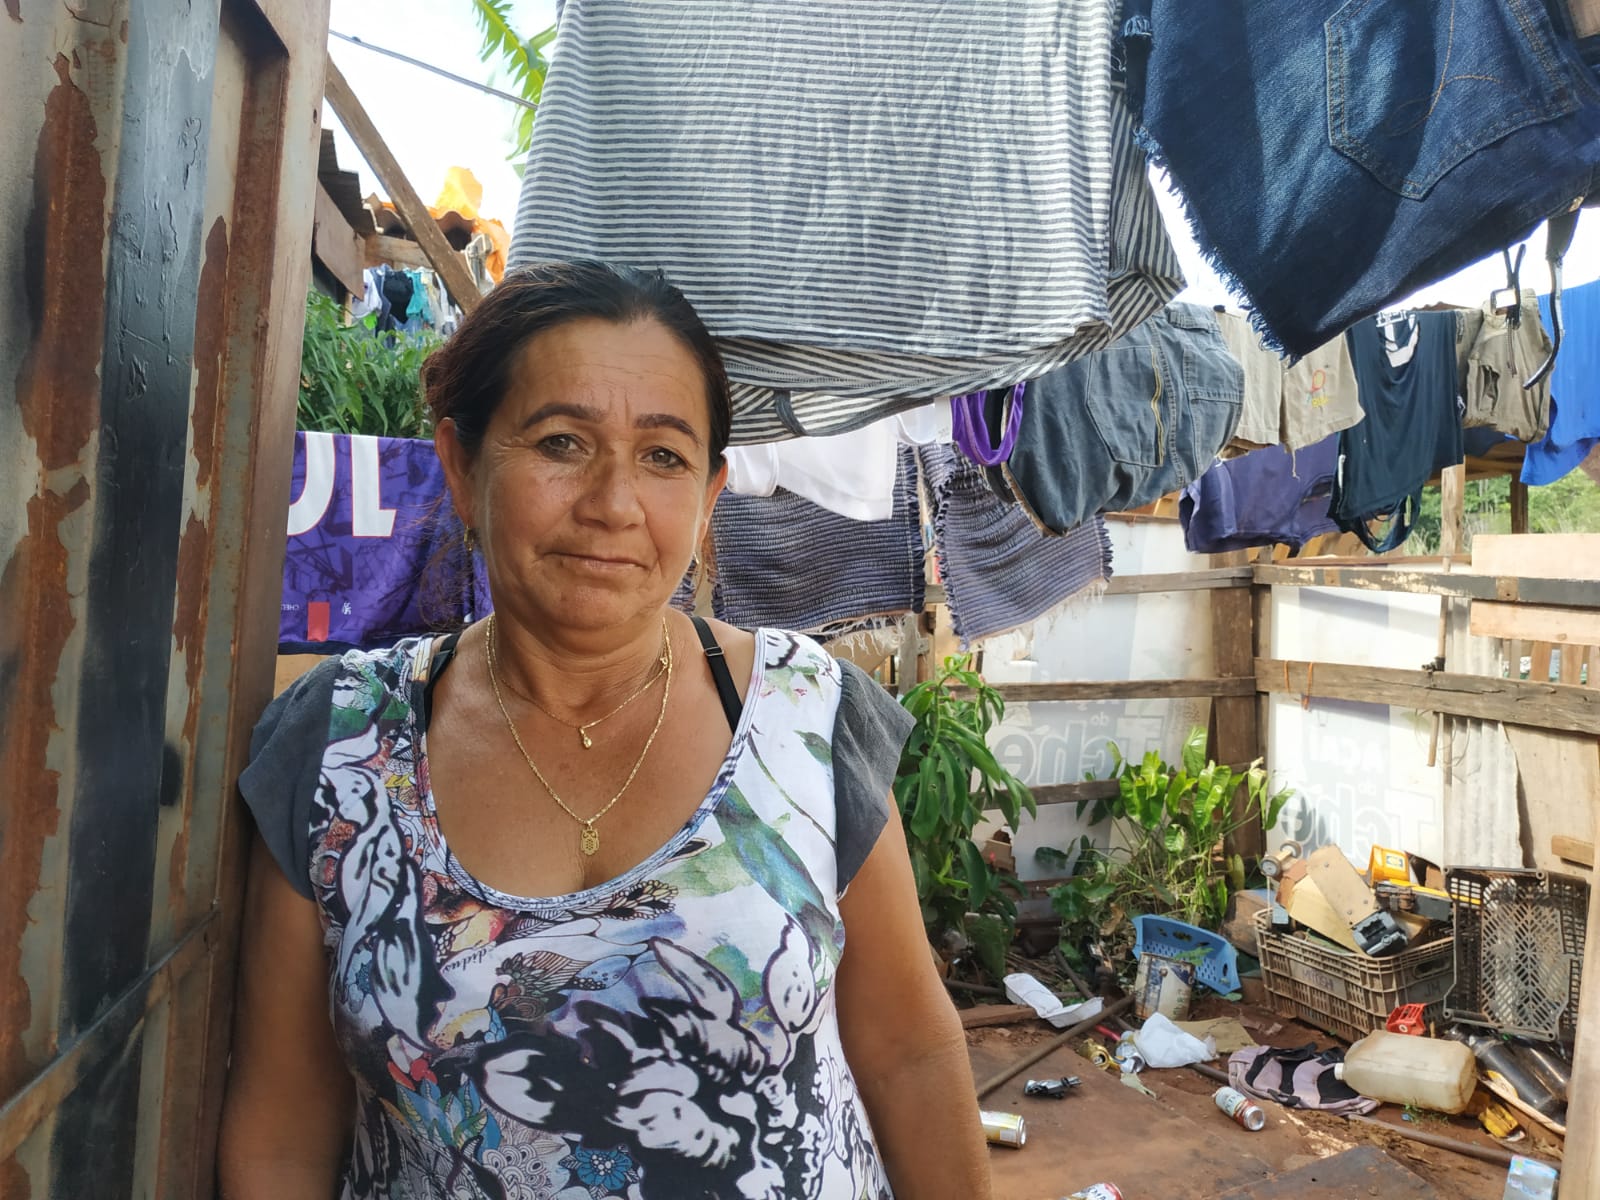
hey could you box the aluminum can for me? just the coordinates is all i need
[979,1109,1026,1148]
[1214,1085,1268,1131]
[1064,1185,1124,1200]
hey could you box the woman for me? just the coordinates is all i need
[220,262,991,1198]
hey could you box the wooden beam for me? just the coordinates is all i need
[1103,508,1179,525]
[1439,463,1466,557]
[1473,533,1600,581]
[1104,566,1253,595]
[364,232,432,272]
[1564,861,1600,1198]
[1252,576,1273,766]
[895,613,921,695]
[1257,658,1600,736]
[324,59,482,313]
[1212,553,1262,857]
[311,181,366,299]
[1032,778,1119,807]
[983,678,1256,703]
[1470,601,1600,647]
[959,1004,1041,1029]
[1553,835,1595,868]
[1031,763,1253,808]
[1509,480,1530,535]
[1291,554,1450,568]
[1253,563,1600,609]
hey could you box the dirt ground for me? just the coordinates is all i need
[965,995,1563,1200]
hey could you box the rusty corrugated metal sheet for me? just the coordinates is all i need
[0,0,330,1194]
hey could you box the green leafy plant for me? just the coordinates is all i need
[1047,727,1292,974]
[469,0,557,166]
[297,292,440,439]
[894,656,1037,981]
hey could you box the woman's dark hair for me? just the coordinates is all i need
[423,260,733,468]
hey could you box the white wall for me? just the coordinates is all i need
[974,531,1457,878]
[1266,586,1447,865]
[977,520,1217,879]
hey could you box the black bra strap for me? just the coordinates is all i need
[690,616,743,732]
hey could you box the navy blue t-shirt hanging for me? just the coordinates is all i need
[1332,312,1464,553]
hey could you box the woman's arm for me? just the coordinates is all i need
[218,832,354,1199]
[836,807,992,1198]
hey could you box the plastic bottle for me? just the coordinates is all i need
[1512,1041,1571,1105]
[1214,1085,1268,1130]
[1335,1030,1477,1114]
[1449,1032,1566,1119]
[1501,1154,1559,1199]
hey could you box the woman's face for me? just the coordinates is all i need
[439,316,725,637]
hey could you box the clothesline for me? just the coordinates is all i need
[328,31,539,110]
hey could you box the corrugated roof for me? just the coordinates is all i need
[318,129,377,237]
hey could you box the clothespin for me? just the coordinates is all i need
[1524,201,1586,390]
[1492,245,1525,328]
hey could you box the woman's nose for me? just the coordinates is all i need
[579,454,646,525]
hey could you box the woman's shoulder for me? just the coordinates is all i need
[254,637,435,739]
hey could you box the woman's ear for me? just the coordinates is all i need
[434,418,477,532]
[705,456,728,505]
[697,458,727,546]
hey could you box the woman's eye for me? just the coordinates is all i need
[539,434,580,456]
[649,447,687,469]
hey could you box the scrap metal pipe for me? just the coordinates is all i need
[976,996,1134,1099]
[1346,1114,1538,1170]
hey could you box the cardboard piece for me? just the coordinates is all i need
[1307,844,1408,955]
[1307,845,1381,925]
[983,832,1016,874]
[1285,877,1361,952]
[1175,1017,1257,1055]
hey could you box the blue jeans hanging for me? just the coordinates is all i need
[1136,0,1600,357]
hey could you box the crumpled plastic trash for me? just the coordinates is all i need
[1003,972,1104,1029]
[1132,1012,1217,1068]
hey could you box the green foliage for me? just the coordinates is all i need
[1404,472,1600,553]
[297,292,440,439]
[894,656,1037,981]
[1045,728,1292,975]
[469,0,557,166]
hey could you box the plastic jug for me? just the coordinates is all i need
[1334,1030,1477,1114]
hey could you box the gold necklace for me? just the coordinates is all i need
[511,630,669,748]
[485,613,673,856]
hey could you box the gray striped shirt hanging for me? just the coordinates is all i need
[511,1,1181,444]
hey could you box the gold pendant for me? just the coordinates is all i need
[580,824,600,855]
[580,728,593,749]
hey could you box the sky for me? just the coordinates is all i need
[325,2,1600,312]
[324,0,559,224]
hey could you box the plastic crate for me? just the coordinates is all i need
[1444,867,1589,1045]
[1254,910,1456,1044]
[1133,915,1241,994]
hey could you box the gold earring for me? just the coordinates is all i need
[463,526,478,552]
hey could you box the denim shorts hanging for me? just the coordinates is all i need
[1003,303,1244,535]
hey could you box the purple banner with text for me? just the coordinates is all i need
[280,431,484,651]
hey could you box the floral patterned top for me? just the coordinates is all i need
[269,628,895,1199]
